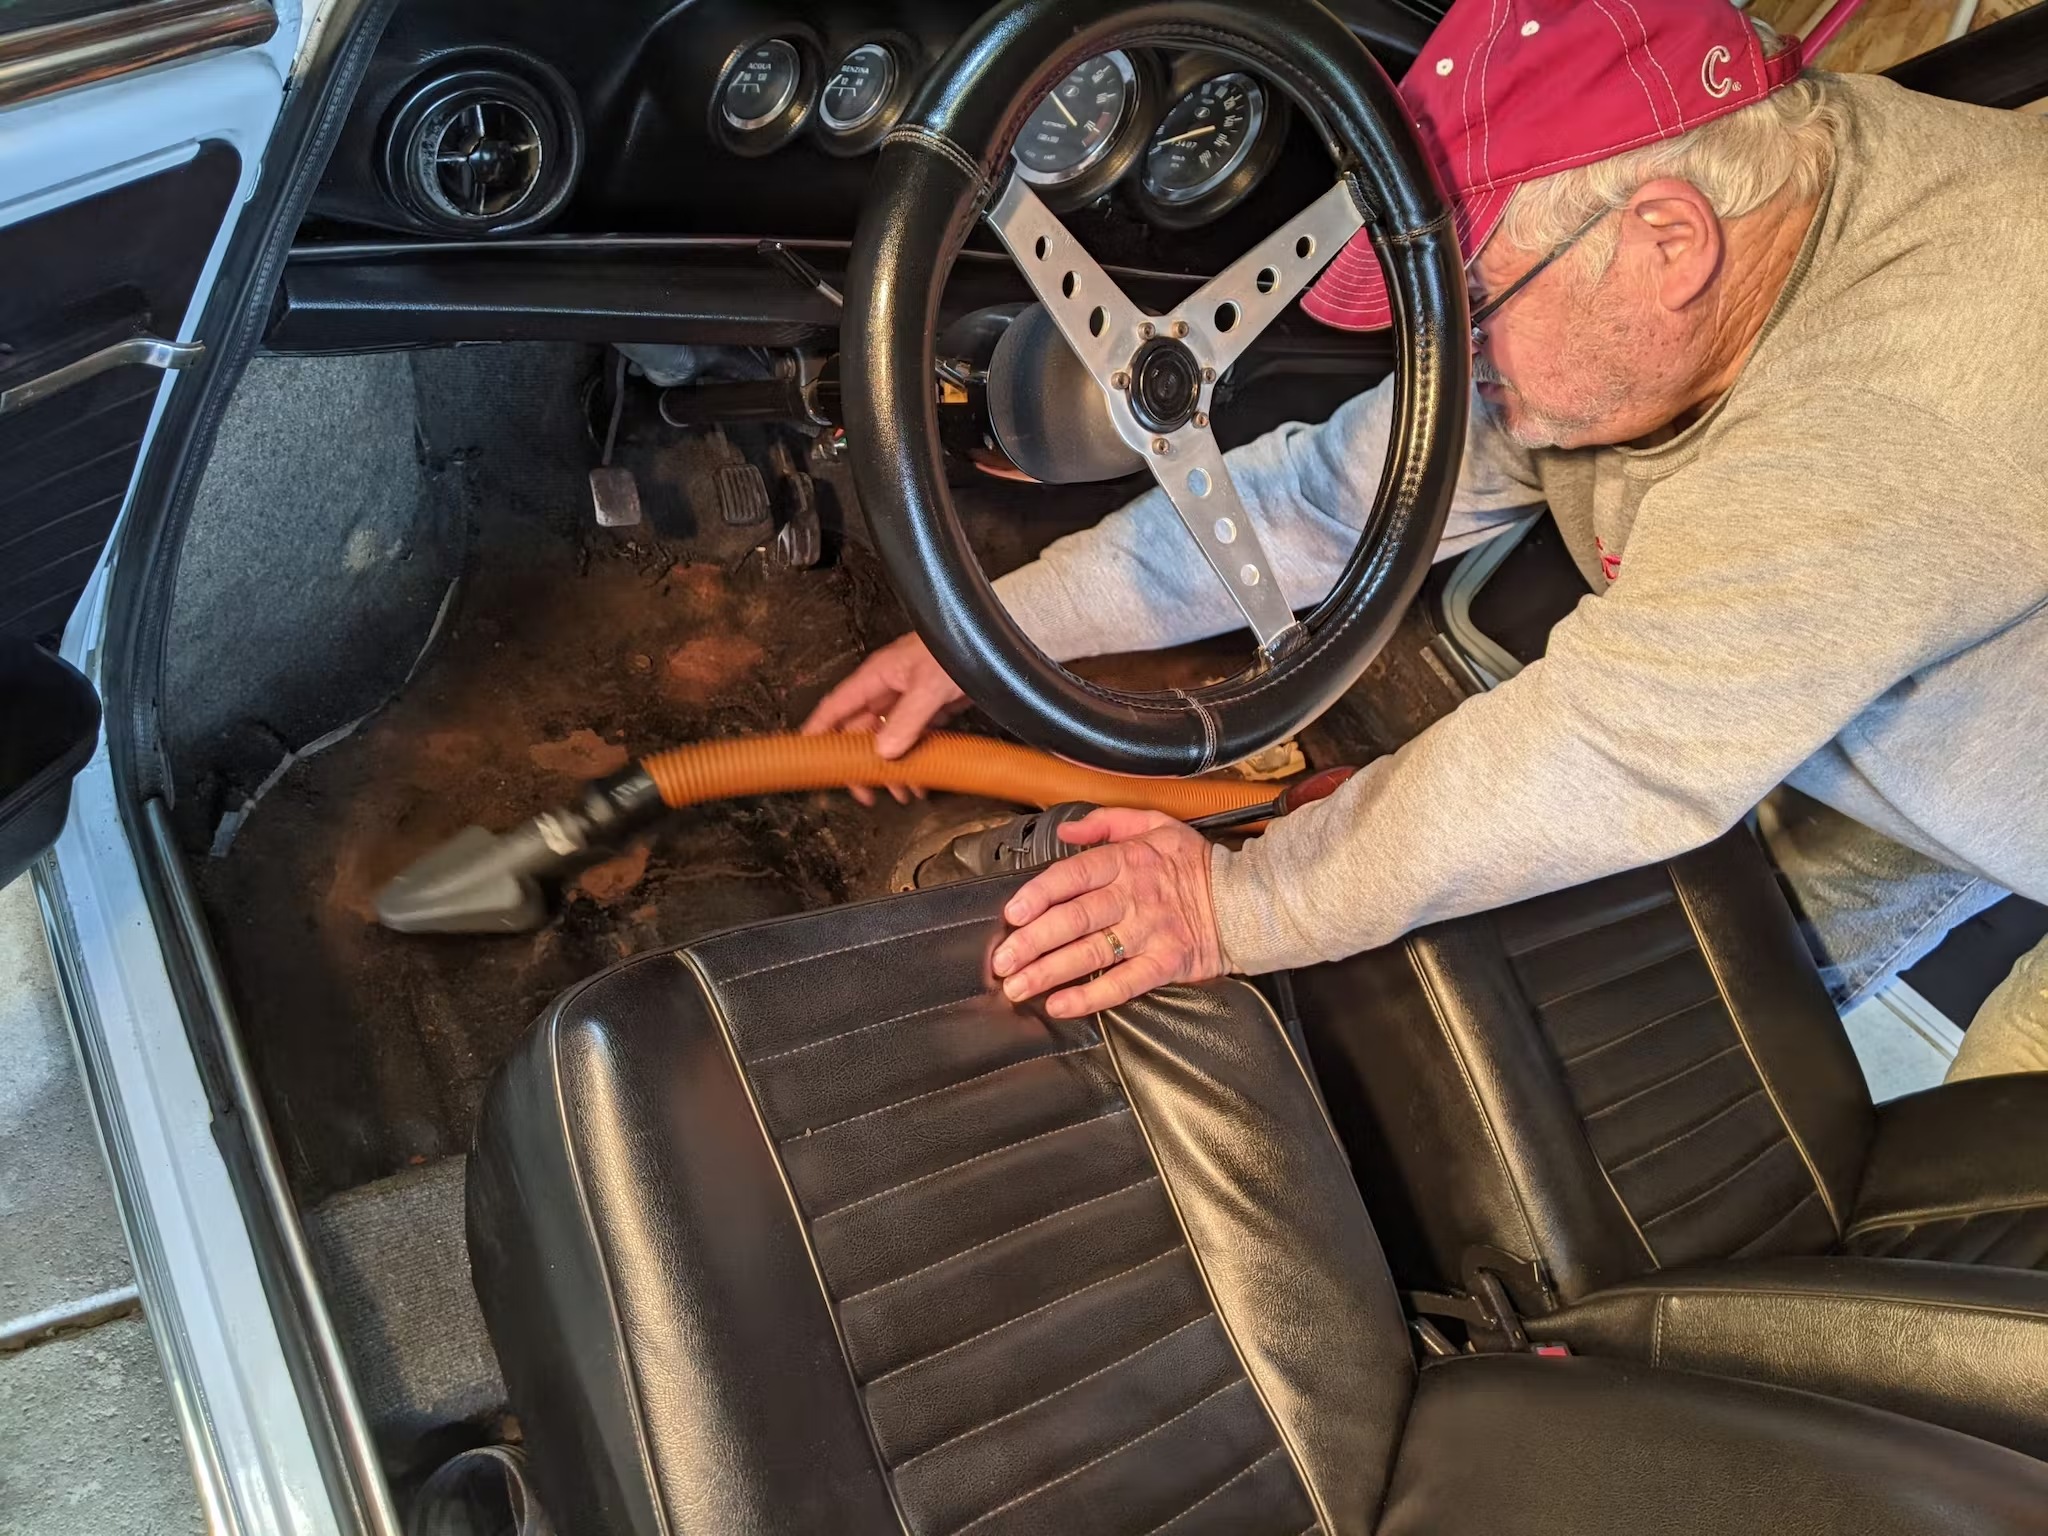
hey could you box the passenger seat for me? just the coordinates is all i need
[1295,825,2048,1458]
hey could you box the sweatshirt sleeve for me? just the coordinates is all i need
[1209,396,2048,974]
[991,373,1546,662]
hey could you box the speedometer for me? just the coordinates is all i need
[1142,73,1266,205]
[1012,52,1137,185]
[1131,66,1287,228]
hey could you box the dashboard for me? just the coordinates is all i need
[303,0,1433,277]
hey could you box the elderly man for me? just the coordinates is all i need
[807,0,2048,1078]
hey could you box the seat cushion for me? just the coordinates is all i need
[1847,1075,2048,1269]
[1378,1354,2048,1536]
[1524,1256,2048,1459]
[468,875,1415,1536]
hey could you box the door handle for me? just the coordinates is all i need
[0,334,203,416]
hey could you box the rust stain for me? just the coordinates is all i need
[572,842,651,906]
[529,728,630,779]
[420,729,484,769]
[324,836,381,926]
[662,634,767,704]
[668,562,727,605]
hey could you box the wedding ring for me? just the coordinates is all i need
[1104,928,1128,965]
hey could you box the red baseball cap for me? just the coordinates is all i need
[1303,0,1805,331]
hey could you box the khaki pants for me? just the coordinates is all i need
[1949,937,2048,1081]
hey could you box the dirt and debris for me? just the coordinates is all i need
[662,634,769,704]
[196,502,1457,1205]
[570,842,651,905]
[194,477,959,1201]
[526,727,630,779]
[180,390,1200,1205]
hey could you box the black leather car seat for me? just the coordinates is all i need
[466,875,2048,1534]
[1294,825,2048,1457]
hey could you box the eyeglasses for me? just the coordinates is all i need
[1468,204,1615,350]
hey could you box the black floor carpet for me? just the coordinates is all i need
[305,1156,503,1476]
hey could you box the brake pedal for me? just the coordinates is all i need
[716,462,771,527]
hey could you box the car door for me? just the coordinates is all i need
[0,0,292,886]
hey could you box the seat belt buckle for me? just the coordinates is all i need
[1403,1247,1554,1355]
[1403,1273,1528,1354]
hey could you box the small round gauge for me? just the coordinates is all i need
[1142,73,1267,206]
[820,42,897,133]
[1012,51,1137,185]
[720,39,802,131]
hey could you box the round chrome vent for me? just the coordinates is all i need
[415,93,544,221]
[384,64,582,235]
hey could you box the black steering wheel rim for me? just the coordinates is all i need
[844,0,1469,776]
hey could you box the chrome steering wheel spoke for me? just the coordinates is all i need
[1169,179,1364,376]
[1144,427,1304,656]
[985,175,1150,394]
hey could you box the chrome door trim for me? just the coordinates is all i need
[0,0,277,109]
[31,853,244,1536]
[143,798,404,1536]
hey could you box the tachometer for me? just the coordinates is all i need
[1012,52,1138,186]
[1142,73,1266,205]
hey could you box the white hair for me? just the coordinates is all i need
[1494,20,1839,272]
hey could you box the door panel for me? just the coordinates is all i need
[0,6,285,874]
[0,15,353,1531]
[0,140,240,640]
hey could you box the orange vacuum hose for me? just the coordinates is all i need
[639,731,1276,820]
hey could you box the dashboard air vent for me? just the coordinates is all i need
[384,65,582,235]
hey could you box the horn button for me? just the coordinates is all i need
[1125,335,1203,434]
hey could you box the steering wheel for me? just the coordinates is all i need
[844,0,1468,776]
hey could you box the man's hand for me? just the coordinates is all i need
[992,808,1226,1018]
[801,633,967,805]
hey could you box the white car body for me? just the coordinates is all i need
[12,5,385,1529]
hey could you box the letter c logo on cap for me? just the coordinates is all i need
[1702,45,1740,99]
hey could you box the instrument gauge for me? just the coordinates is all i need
[1142,73,1266,205]
[720,40,803,132]
[821,42,897,133]
[1132,67,1288,228]
[1012,51,1138,186]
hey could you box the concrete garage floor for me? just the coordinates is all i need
[0,875,200,1536]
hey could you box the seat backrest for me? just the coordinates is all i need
[468,875,1416,1536]
[1295,828,1877,1311]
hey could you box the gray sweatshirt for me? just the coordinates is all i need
[991,76,2048,975]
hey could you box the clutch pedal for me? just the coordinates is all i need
[588,466,642,527]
